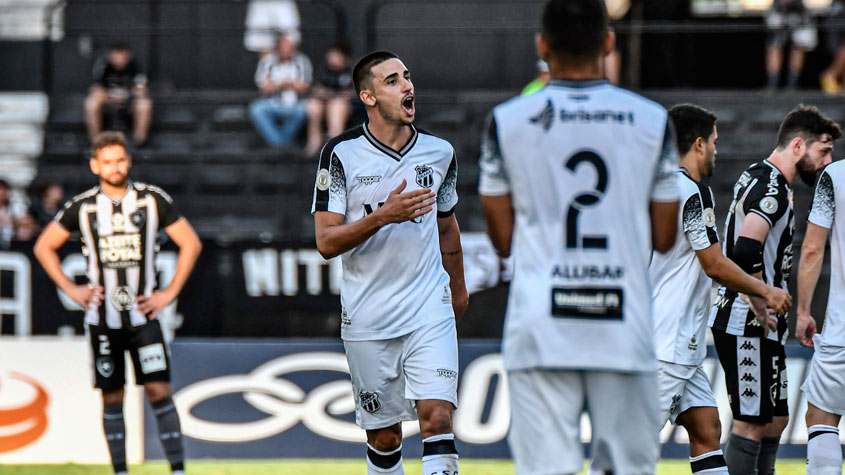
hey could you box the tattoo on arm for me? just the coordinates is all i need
[441,250,462,256]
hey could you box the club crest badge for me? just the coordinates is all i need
[415,165,434,188]
[131,209,146,227]
[97,356,115,377]
[359,391,382,413]
[111,285,136,311]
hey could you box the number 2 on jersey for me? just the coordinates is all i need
[565,150,608,250]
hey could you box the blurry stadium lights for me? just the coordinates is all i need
[605,0,630,20]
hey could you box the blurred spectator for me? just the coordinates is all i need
[249,34,312,148]
[305,39,354,155]
[521,60,550,95]
[84,44,152,146]
[821,0,845,93]
[0,180,22,248]
[765,0,817,90]
[243,0,300,56]
[29,181,64,228]
[14,210,39,242]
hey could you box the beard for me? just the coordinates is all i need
[102,174,128,188]
[796,154,819,186]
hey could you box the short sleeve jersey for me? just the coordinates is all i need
[478,79,679,372]
[311,124,458,341]
[709,160,794,342]
[808,161,845,346]
[55,182,180,328]
[650,169,719,365]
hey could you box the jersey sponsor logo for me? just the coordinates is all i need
[110,285,135,311]
[741,388,758,398]
[96,356,115,377]
[551,287,623,319]
[741,373,757,382]
[359,391,381,413]
[316,168,331,191]
[442,285,452,304]
[364,201,423,224]
[437,369,457,379]
[760,196,779,214]
[551,265,624,280]
[529,99,555,131]
[739,341,756,351]
[138,343,167,374]
[739,357,757,367]
[703,207,716,228]
[766,170,779,196]
[415,165,434,188]
[688,335,698,351]
[99,233,142,268]
[356,175,382,185]
[560,107,635,126]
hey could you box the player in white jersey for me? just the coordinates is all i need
[312,51,467,475]
[708,105,840,475]
[651,104,791,475]
[479,1,680,473]
[33,132,201,475]
[797,159,845,474]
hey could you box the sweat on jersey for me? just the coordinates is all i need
[808,161,845,347]
[478,79,679,373]
[311,123,458,341]
[650,169,719,366]
[709,160,794,343]
[54,182,180,329]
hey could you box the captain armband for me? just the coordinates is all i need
[732,236,764,274]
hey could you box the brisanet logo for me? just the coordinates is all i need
[0,373,50,453]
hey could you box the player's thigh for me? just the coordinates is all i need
[87,324,127,391]
[506,369,585,475]
[402,318,458,406]
[657,361,696,425]
[127,320,171,385]
[802,337,845,417]
[586,371,660,475]
[343,337,416,430]
[712,329,773,424]
[676,365,718,420]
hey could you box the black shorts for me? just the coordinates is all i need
[87,320,171,392]
[712,328,788,424]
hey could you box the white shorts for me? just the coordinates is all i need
[658,361,718,424]
[507,369,661,475]
[343,317,458,431]
[801,335,845,416]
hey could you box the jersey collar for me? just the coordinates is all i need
[363,122,418,162]
[547,78,610,89]
[679,167,693,180]
[99,180,134,204]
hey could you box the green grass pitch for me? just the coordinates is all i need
[0,459,814,474]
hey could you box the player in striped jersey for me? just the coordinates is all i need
[797,159,845,474]
[651,104,791,475]
[34,131,202,475]
[708,105,840,475]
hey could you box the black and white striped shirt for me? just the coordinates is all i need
[55,182,180,328]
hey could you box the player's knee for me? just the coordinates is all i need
[144,383,171,403]
[420,406,453,437]
[369,427,402,452]
[688,415,721,447]
[102,389,124,406]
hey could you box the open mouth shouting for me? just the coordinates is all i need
[402,94,415,117]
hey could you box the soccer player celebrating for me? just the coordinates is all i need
[478,0,680,472]
[796,157,845,474]
[33,131,201,475]
[651,104,791,475]
[311,51,467,475]
[709,105,841,475]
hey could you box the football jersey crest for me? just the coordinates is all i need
[415,165,434,188]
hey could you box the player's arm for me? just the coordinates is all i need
[650,119,681,253]
[735,213,778,335]
[33,222,103,308]
[650,202,678,252]
[136,218,201,319]
[480,194,514,257]
[438,214,468,321]
[796,222,828,347]
[695,243,791,314]
[314,179,435,259]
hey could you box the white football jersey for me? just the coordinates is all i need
[808,160,845,347]
[479,79,679,372]
[311,123,458,341]
[650,169,719,365]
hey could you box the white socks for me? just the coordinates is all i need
[807,425,842,475]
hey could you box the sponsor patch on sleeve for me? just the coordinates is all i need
[551,287,623,319]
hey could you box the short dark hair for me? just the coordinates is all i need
[91,131,128,157]
[776,104,843,149]
[542,0,609,61]
[0,179,9,189]
[109,43,130,52]
[352,51,398,94]
[668,104,718,155]
[330,37,353,58]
